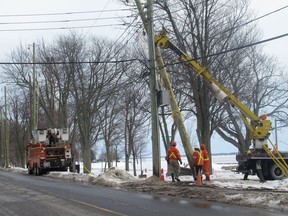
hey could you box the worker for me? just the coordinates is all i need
[200,144,210,181]
[192,144,204,181]
[256,160,266,183]
[260,114,268,120]
[243,150,252,180]
[165,141,182,182]
[47,129,58,146]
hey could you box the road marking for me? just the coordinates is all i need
[70,198,128,216]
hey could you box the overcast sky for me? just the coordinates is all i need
[0,0,287,62]
[0,0,287,153]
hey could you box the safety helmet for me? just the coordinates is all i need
[194,144,200,149]
[260,114,268,120]
[171,141,177,146]
[200,144,205,150]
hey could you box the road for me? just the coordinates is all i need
[0,171,285,216]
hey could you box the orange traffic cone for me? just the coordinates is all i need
[196,170,202,186]
[160,168,165,182]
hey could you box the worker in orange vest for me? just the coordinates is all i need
[200,143,210,181]
[165,141,182,182]
[192,144,204,181]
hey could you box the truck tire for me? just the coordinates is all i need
[34,164,39,175]
[28,167,34,175]
[270,163,284,180]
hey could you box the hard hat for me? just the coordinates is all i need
[260,114,268,120]
[171,141,177,146]
[194,144,199,149]
[200,144,205,149]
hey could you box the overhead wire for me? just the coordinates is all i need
[0,58,139,65]
[0,3,287,65]
[0,8,134,17]
[82,0,112,39]
[159,32,288,68]
[0,25,287,65]
[0,2,285,34]
[0,16,134,26]
[151,3,288,67]
[221,4,288,34]
[0,24,126,32]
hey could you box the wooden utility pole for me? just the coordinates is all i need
[0,106,3,167]
[3,86,9,168]
[134,0,194,172]
[32,42,38,131]
[147,0,161,177]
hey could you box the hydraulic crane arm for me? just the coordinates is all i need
[154,31,271,143]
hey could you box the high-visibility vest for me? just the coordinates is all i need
[166,147,181,160]
[192,150,204,166]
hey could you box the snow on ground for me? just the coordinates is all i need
[4,154,288,212]
[7,154,288,190]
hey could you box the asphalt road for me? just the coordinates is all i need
[0,171,285,216]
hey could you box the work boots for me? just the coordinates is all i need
[171,173,175,182]
[256,169,266,183]
[243,173,249,180]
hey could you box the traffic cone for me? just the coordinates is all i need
[160,168,165,182]
[196,170,202,186]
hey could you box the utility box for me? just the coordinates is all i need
[157,90,170,107]
[60,128,69,141]
[36,129,47,142]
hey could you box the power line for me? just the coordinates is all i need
[0,23,126,32]
[160,32,288,68]
[154,3,288,36]
[220,5,288,34]
[0,16,133,26]
[1,32,288,66]
[0,8,134,18]
[197,32,288,60]
[0,58,139,65]
[83,0,115,40]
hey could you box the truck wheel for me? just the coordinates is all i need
[34,164,38,175]
[270,163,284,180]
[37,167,42,175]
[28,167,34,175]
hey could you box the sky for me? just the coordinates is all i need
[0,0,287,61]
[0,0,288,153]
[249,0,288,66]
[0,0,130,59]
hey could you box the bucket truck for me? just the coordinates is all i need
[155,30,288,180]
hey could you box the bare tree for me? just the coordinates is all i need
[121,83,150,174]
[215,47,288,153]
[5,90,30,167]
[69,36,128,173]
[153,0,288,155]
[98,95,124,168]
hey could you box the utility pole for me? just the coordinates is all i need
[147,0,161,177]
[32,42,38,131]
[0,106,3,167]
[3,86,9,168]
[134,0,194,175]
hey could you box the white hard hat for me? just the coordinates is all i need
[194,144,199,149]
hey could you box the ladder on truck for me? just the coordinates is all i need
[263,141,288,177]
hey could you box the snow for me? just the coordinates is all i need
[7,154,288,190]
[4,154,288,212]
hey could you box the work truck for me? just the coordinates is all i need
[155,29,288,180]
[26,128,72,175]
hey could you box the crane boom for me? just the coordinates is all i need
[155,30,271,147]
